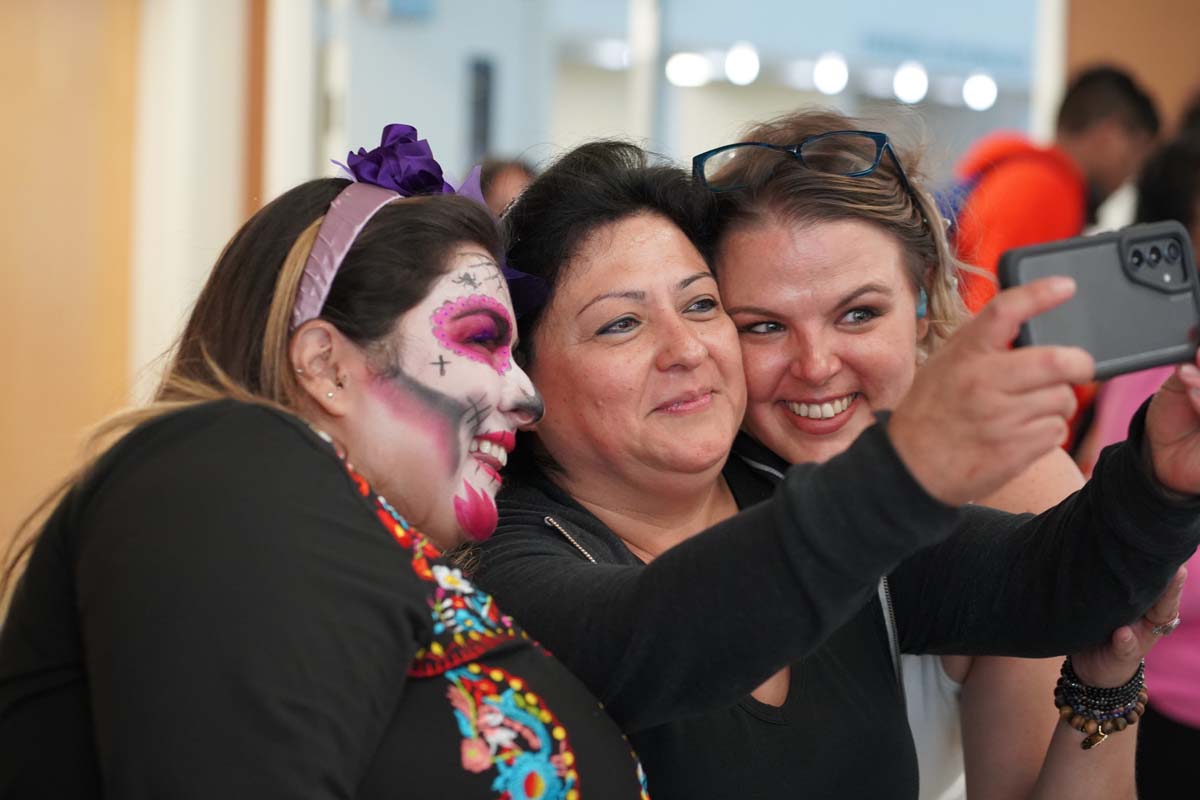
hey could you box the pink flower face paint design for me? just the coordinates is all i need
[453,479,499,542]
[431,295,514,375]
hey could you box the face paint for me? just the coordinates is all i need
[451,271,482,290]
[431,294,514,375]
[453,479,500,542]
[371,362,471,476]
[357,247,540,547]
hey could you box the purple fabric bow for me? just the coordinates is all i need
[329,123,549,321]
[340,123,455,195]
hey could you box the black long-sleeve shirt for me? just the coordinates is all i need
[474,409,1200,799]
[0,401,647,799]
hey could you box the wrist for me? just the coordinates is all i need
[1054,655,1148,750]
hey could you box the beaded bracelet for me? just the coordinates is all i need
[1053,656,1149,750]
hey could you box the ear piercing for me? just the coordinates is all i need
[326,376,346,399]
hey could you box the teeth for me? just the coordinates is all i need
[471,438,508,467]
[786,394,855,419]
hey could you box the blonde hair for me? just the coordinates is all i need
[0,221,320,605]
[710,109,987,359]
[2,180,503,607]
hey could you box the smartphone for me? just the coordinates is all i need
[997,220,1200,380]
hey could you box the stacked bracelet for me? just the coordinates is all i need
[1053,656,1149,750]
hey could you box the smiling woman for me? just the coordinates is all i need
[708,108,1171,800]
[0,125,646,799]
[525,212,745,547]
[469,138,1200,800]
[721,218,927,465]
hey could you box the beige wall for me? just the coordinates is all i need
[0,1,139,551]
[1066,0,1200,132]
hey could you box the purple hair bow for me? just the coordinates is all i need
[292,123,549,330]
[339,123,455,195]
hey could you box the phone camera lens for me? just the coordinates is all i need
[1149,246,1163,266]
[1131,248,1145,268]
[1167,242,1182,262]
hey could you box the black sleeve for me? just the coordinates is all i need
[476,419,961,732]
[73,405,432,799]
[893,403,1200,656]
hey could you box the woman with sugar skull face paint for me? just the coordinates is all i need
[0,125,645,800]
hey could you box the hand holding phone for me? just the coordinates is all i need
[891,276,1093,506]
[997,221,1200,379]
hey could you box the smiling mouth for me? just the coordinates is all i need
[655,390,715,414]
[784,393,858,420]
[468,431,513,482]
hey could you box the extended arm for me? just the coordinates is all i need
[478,420,960,733]
[894,403,1200,657]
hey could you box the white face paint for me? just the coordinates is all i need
[359,247,542,543]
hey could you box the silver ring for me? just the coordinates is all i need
[1150,615,1182,636]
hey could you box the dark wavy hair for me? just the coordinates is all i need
[502,140,718,363]
[499,141,717,478]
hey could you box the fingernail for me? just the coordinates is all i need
[1118,629,1135,645]
[1181,364,1200,381]
[1049,276,1076,293]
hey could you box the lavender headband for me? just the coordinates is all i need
[290,123,548,330]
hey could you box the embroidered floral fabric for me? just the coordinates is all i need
[347,461,649,800]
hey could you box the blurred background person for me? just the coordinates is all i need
[480,157,537,216]
[943,65,1160,456]
[948,65,1161,312]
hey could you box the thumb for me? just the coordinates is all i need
[963,276,1077,352]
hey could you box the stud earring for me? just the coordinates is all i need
[326,390,335,399]
[295,367,305,375]
[916,287,928,320]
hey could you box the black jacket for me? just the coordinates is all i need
[475,408,1200,799]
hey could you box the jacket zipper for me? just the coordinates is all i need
[543,515,598,564]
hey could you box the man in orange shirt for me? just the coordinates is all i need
[949,66,1159,452]
[953,66,1160,311]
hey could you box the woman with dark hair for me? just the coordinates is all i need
[471,139,1200,799]
[0,125,649,799]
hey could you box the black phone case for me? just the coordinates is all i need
[997,220,1200,380]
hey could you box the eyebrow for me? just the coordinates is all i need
[679,271,715,290]
[576,271,714,318]
[726,282,894,318]
[835,282,892,308]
